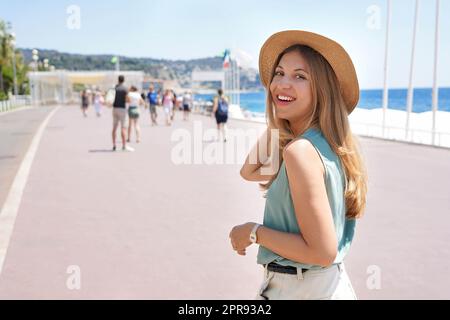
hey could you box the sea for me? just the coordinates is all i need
[195,87,450,116]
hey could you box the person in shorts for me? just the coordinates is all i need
[213,89,229,142]
[147,85,159,126]
[127,86,144,143]
[182,90,193,121]
[112,75,133,152]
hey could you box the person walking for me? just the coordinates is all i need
[93,87,104,117]
[182,90,193,121]
[230,30,368,300]
[147,85,159,126]
[112,75,133,152]
[212,89,229,142]
[171,90,179,122]
[162,89,174,126]
[127,86,144,143]
[81,89,89,117]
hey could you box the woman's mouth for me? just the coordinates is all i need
[275,94,296,106]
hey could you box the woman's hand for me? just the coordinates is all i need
[229,222,256,255]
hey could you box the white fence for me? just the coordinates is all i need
[0,95,32,113]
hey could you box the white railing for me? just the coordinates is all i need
[350,121,450,148]
[0,95,32,113]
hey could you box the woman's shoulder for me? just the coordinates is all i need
[283,138,325,177]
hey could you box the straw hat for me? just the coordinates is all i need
[259,30,360,113]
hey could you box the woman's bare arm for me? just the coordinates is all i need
[255,139,337,266]
[240,128,276,182]
[212,97,218,114]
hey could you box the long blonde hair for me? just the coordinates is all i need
[262,45,367,220]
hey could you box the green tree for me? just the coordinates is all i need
[0,19,29,99]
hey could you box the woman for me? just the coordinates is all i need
[127,86,144,143]
[93,88,104,117]
[212,89,229,142]
[162,89,174,126]
[229,30,368,300]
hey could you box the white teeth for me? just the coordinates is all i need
[277,95,294,102]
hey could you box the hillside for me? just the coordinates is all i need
[20,49,262,90]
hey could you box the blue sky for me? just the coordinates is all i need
[1,0,449,89]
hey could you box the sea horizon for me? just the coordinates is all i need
[195,87,450,114]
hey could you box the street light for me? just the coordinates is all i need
[43,58,49,70]
[31,49,39,105]
[32,49,39,71]
[10,32,18,96]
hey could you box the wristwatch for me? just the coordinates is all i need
[250,224,261,244]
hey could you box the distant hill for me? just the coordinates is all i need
[20,48,262,90]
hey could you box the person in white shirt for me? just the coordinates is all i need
[127,86,144,143]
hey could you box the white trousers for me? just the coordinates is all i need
[255,263,357,300]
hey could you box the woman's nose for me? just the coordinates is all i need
[277,77,292,89]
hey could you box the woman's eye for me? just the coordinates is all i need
[274,71,283,76]
[295,74,305,80]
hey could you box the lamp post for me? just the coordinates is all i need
[431,0,440,146]
[32,49,39,71]
[405,0,419,141]
[32,49,39,105]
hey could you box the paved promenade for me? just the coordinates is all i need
[0,105,449,299]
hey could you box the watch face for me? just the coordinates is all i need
[250,234,256,242]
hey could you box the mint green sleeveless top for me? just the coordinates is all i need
[257,127,356,270]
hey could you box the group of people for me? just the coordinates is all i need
[110,76,196,151]
[80,88,105,118]
[80,77,147,152]
[147,86,195,126]
[80,75,230,151]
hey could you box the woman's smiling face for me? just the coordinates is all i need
[269,50,313,126]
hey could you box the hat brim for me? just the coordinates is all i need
[259,30,359,113]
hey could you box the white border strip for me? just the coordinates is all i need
[0,106,61,275]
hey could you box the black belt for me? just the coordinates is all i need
[266,262,308,275]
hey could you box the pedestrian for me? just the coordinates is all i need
[162,89,174,126]
[230,30,368,300]
[212,89,229,142]
[112,75,134,152]
[182,90,193,121]
[81,89,89,117]
[127,86,144,143]
[147,85,159,126]
[171,90,178,122]
[93,87,104,117]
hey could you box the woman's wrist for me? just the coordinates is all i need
[255,225,264,245]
